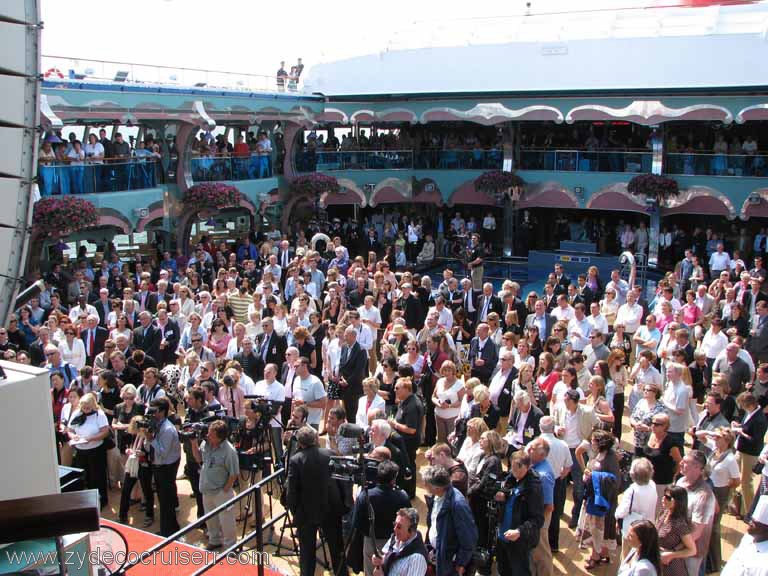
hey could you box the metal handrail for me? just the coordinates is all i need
[116,467,285,576]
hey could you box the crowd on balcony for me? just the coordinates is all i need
[191,129,283,182]
[38,129,167,195]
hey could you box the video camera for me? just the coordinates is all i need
[329,455,378,487]
[179,414,239,441]
[135,407,159,434]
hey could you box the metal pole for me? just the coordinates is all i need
[255,485,264,576]
[55,536,68,576]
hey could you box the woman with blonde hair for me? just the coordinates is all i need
[468,430,507,550]
[456,417,489,476]
[433,360,466,443]
[356,377,386,430]
[584,375,615,431]
[66,392,110,508]
[118,415,154,525]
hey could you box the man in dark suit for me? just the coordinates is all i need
[233,337,264,382]
[554,263,571,293]
[279,347,301,425]
[490,350,519,418]
[338,327,368,420]
[257,317,287,378]
[93,288,112,328]
[735,392,768,516]
[575,274,594,309]
[287,426,347,576]
[276,240,295,272]
[133,311,161,361]
[542,282,558,313]
[459,278,479,324]
[566,284,585,308]
[134,281,158,315]
[155,308,180,367]
[507,390,544,450]
[748,300,768,364]
[525,300,556,339]
[365,228,381,256]
[476,282,503,324]
[441,277,464,311]
[81,314,108,367]
[468,323,499,384]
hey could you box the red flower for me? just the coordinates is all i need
[184,183,242,209]
[475,170,526,194]
[33,197,97,235]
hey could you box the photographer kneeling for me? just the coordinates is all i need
[191,420,240,552]
[352,460,410,576]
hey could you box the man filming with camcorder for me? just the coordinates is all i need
[351,460,410,576]
[140,397,181,537]
[287,425,348,576]
[180,387,212,520]
[190,419,240,552]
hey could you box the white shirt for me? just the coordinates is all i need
[68,409,109,450]
[616,302,644,333]
[615,481,658,525]
[721,533,768,576]
[564,410,581,448]
[69,304,97,322]
[551,305,574,323]
[357,305,382,329]
[433,306,454,330]
[588,314,609,335]
[294,374,327,426]
[489,369,513,408]
[706,446,740,488]
[701,329,729,360]
[568,316,592,351]
[541,432,572,477]
[353,323,374,352]
[239,374,257,396]
[355,394,386,430]
[709,251,731,272]
[429,494,444,547]
[253,379,286,428]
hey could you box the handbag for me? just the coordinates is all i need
[618,489,643,539]
[125,452,140,478]
[753,460,765,475]
[103,427,116,451]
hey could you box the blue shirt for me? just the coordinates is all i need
[498,484,522,539]
[532,460,555,507]
[150,418,181,465]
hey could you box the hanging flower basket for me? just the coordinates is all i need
[184,182,242,210]
[627,174,679,202]
[33,196,97,236]
[475,170,526,195]
[289,173,340,197]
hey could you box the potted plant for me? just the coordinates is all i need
[627,174,679,203]
[32,196,98,236]
[183,182,242,210]
[475,170,526,205]
[289,173,340,197]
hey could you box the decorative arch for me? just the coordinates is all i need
[350,109,377,124]
[447,180,496,207]
[739,188,768,219]
[420,103,564,125]
[585,184,647,212]
[518,181,581,209]
[736,104,768,124]
[135,201,166,233]
[96,209,132,235]
[565,101,734,125]
[376,108,418,123]
[315,108,349,124]
[662,186,737,219]
[332,179,368,206]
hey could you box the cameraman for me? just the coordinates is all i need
[190,420,239,552]
[253,362,285,460]
[287,426,347,576]
[494,450,544,576]
[352,460,410,576]
[327,406,359,456]
[183,387,212,520]
[144,397,181,537]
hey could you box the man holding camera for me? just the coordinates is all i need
[352,460,410,576]
[191,420,240,552]
[183,387,212,521]
[371,508,428,576]
[144,397,181,537]
[287,425,347,576]
[253,362,285,461]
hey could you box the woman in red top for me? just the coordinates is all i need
[535,351,560,407]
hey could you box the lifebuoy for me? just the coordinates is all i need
[310,233,331,251]
[44,68,64,79]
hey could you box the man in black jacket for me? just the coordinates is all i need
[339,327,368,419]
[494,450,545,576]
[507,391,543,451]
[396,283,424,332]
[735,392,768,517]
[133,311,161,361]
[257,317,287,378]
[351,460,410,576]
[287,426,347,576]
[391,380,423,499]
[468,323,498,384]
[369,418,411,494]
[233,337,264,382]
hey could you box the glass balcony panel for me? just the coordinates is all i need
[191,154,273,183]
[38,159,160,195]
[664,153,767,177]
[519,149,652,173]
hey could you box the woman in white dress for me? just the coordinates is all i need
[59,325,86,370]
[432,361,466,443]
[456,416,488,477]
[355,377,386,430]
[109,314,133,344]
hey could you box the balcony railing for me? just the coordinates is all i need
[191,154,273,182]
[519,148,652,173]
[296,149,503,172]
[38,159,160,196]
[665,152,768,177]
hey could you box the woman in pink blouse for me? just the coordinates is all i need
[208,318,232,358]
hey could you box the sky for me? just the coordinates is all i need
[40,0,741,79]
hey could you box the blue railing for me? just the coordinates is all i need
[295,149,503,172]
[519,148,652,173]
[665,152,767,177]
[191,154,273,182]
[38,159,159,195]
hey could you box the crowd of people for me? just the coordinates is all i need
[11,214,768,575]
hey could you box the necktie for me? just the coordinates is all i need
[482,297,490,320]
[89,330,95,356]
[261,336,269,360]
[465,292,471,312]
[141,293,146,310]
[341,346,349,366]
